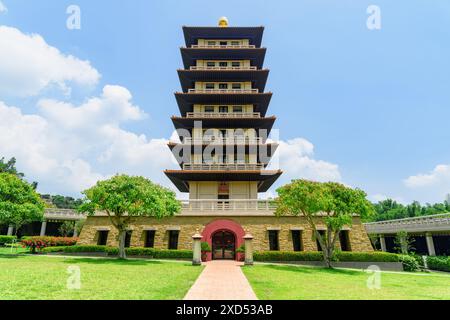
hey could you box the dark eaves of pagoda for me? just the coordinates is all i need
[164,169,282,193]
[182,26,264,48]
[181,47,267,70]
[177,69,270,93]
[174,92,273,117]
[171,116,277,133]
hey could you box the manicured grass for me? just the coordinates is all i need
[243,264,450,300]
[0,247,28,255]
[0,255,203,300]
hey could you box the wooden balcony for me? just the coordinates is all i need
[187,89,259,94]
[183,163,265,171]
[186,112,261,119]
[190,44,256,49]
[189,66,258,71]
[181,199,276,211]
[182,137,264,145]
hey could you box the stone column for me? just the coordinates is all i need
[73,225,78,238]
[40,220,47,237]
[192,232,203,266]
[425,232,436,256]
[7,225,14,236]
[379,234,387,252]
[243,233,254,266]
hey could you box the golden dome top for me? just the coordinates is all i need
[218,16,229,27]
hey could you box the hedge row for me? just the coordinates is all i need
[42,245,193,259]
[253,251,400,263]
[0,236,17,245]
[427,256,450,272]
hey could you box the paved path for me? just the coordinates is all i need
[184,260,258,300]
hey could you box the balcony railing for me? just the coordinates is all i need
[183,163,265,171]
[189,66,258,71]
[364,213,450,234]
[190,45,256,49]
[182,137,264,145]
[188,89,259,94]
[186,112,261,119]
[181,199,276,211]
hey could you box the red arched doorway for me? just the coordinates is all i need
[212,230,236,260]
[202,219,245,261]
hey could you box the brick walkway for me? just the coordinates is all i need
[184,260,258,300]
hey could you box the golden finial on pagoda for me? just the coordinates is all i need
[218,16,229,27]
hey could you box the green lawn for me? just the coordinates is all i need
[0,255,203,300]
[0,247,28,255]
[243,264,450,300]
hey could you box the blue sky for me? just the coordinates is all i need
[1,0,449,203]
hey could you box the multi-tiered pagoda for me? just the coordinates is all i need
[78,18,374,259]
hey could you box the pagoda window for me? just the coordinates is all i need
[233,106,243,113]
[316,230,326,251]
[125,231,132,248]
[204,106,215,113]
[232,83,242,90]
[231,61,240,68]
[145,230,155,248]
[205,83,215,90]
[207,41,216,46]
[231,41,240,46]
[97,231,109,246]
[339,230,352,252]
[268,231,280,251]
[206,61,216,67]
[219,61,228,67]
[292,230,303,252]
[219,106,229,113]
[168,231,179,250]
[219,83,228,89]
[220,41,227,46]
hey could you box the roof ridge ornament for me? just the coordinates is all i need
[218,16,229,28]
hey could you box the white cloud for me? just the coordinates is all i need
[404,164,450,188]
[268,137,342,183]
[403,165,450,202]
[0,26,100,97]
[0,88,176,196]
[0,1,7,13]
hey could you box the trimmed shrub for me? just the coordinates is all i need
[0,235,17,245]
[254,251,401,263]
[41,246,192,259]
[398,255,420,272]
[254,251,324,262]
[21,237,79,253]
[427,256,450,272]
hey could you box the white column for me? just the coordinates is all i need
[40,220,47,237]
[425,232,436,256]
[244,233,254,266]
[192,232,203,266]
[7,225,14,236]
[380,234,387,252]
[73,225,79,238]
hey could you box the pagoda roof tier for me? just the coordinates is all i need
[177,69,269,93]
[175,92,272,117]
[171,116,276,133]
[183,26,265,48]
[181,48,266,69]
[164,169,282,193]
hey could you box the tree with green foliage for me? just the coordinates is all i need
[371,199,450,222]
[276,180,374,268]
[0,157,38,189]
[0,173,45,235]
[78,175,181,259]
